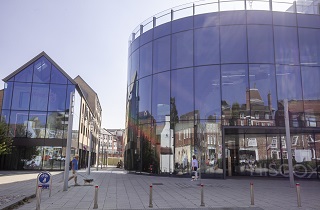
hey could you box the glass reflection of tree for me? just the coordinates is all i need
[141,134,158,173]
[170,97,179,128]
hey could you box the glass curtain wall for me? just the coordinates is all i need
[125,10,320,179]
[1,55,75,170]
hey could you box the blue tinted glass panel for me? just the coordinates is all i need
[132,36,140,52]
[172,31,193,69]
[153,36,171,73]
[140,29,153,46]
[154,22,171,39]
[195,27,220,65]
[273,12,297,26]
[171,68,194,120]
[9,110,29,137]
[194,13,219,28]
[1,109,10,123]
[248,25,274,63]
[276,65,302,100]
[247,11,272,24]
[139,42,153,78]
[11,83,31,110]
[195,65,221,120]
[299,28,320,66]
[33,56,51,83]
[152,72,170,122]
[30,84,49,111]
[128,44,132,57]
[297,14,320,28]
[15,64,33,82]
[28,111,47,138]
[2,82,13,110]
[48,84,67,111]
[221,25,247,64]
[301,66,320,100]
[127,55,132,86]
[274,26,299,65]
[131,49,139,80]
[46,112,65,139]
[220,11,246,25]
[51,65,68,84]
[172,16,193,33]
[65,85,75,111]
[249,64,277,120]
[221,64,248,121]
[138,77,152,120]
[301,66,320,126]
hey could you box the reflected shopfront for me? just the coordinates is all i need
[224,128,320,179]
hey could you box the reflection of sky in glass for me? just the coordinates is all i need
[130,0,315,42]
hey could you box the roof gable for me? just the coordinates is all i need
[3,51,76,85]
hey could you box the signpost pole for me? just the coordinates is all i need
[63,92,74,191]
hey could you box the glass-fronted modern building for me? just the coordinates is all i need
[125,0,320,179]
[0,52,102,170]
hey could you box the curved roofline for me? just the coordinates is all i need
[129,0,319,42]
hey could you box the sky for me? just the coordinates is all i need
[0,0,190,129]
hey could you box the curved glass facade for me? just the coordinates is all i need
[126,2,320,178]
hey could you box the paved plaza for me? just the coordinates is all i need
[0,167,319,210]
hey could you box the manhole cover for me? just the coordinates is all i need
[152,183,163,185]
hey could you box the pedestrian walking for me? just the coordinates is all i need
[68,154,80,186]
[191,155,198,181]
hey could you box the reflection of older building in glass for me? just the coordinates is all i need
[125,0,320,179]
[0,52,102,170]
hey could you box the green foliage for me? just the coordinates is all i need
[0,122,13,155]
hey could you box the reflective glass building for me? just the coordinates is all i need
[125,0,320,179]
[0,52,101,170]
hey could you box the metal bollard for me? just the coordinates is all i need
[250,182,254,206]
[93,185,99,209]
[36,185,42,210]
[149,184,153,208]
[296,183,301,207]
[200,184,205,206]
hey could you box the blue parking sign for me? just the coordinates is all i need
[39,172,50,184]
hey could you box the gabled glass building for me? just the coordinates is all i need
[125,0,320,179]
[0,52,101,170]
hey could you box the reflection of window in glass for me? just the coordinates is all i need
[240,112,245,119]
[265,113,269,119]
[292,136,298,146]
[271,150,278,159]
[281,136,286,148]
[271,137,277,148]
[248,138,257,147]
[282,151,288,159]
[254,112,259,119]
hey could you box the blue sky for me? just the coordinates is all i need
[0,0,190,129]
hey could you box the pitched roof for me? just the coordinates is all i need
[3,51,76,85]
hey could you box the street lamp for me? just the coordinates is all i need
[87,120,94,175]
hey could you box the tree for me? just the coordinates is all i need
[0,122,13,155]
